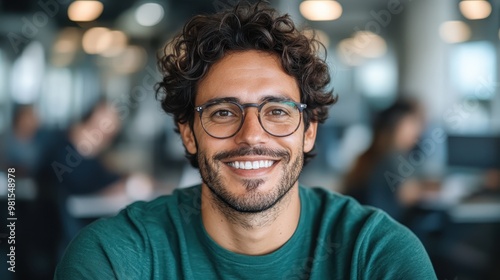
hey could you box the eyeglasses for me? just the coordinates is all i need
[195,99,307,139]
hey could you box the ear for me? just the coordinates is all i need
[178,122,197,154]
[303,121,318,153]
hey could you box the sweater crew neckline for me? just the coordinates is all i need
[195,186,307,267]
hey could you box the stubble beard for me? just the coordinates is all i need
[198,146,304,228]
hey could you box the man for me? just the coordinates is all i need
[55,2,437,279]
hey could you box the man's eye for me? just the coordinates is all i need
[266,106,293,117]
[270,109,288,116]
[212,110,234,117]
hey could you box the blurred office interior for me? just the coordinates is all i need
[0,0,500,279]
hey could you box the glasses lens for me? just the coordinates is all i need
[201,102,242,138]
[260,101,301,136]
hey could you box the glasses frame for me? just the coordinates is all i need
[195,99,307,139]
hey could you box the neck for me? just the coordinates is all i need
[201,184,301,255]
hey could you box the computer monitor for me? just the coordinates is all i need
[447,135,500,169]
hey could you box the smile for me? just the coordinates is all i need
[227,160,275,170]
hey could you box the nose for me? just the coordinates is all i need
[233,108,269,146]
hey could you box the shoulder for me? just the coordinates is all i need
[299,185,390,251]
[300,185,426,247]
[55,186,201,279]
[54,212,145,279]
[300,186,436,279]
[350,210,437,278]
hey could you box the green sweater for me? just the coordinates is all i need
[55,185,437,279]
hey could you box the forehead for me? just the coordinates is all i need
[196,50,300,104]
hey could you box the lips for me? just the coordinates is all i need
[226,160,275,170]
[215,147,288,174]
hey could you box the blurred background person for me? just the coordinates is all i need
[9,98,152,279]
[342,98,425,222]
[341,98,463,278]
[35,99,127,251]
[6,104,43,176]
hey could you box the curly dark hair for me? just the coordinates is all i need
[155,1,337,168]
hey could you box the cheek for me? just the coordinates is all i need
[279,134,305,158]
[195,133,225,158]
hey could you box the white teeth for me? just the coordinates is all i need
[228,160,275,170]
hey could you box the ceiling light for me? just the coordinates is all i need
[352,31,387,58]
[336,31,387,66]
[300,0,342,21]
[459,0,491,20]
[439,21,471,43]
[82,28,128,56]
[337,39,364,66]
[68,1,104,22]
[135,3,164,26]
[82,27,110,54]
[100,31,128,57]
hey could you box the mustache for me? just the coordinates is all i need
[213,147,290,162]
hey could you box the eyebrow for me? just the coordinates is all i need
[202,94,296,105]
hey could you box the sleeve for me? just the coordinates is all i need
[352,211,437,280]
[54,210,152,280]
